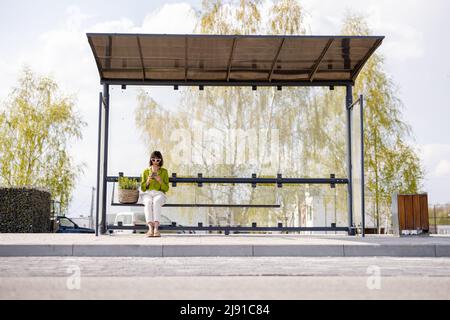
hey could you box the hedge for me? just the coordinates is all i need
[0,187,51,233]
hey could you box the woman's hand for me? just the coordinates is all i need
[154,175,162,183]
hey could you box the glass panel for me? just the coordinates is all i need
[351,97,363,231]
[59,218,75,228]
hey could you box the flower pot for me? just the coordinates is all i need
[118,189,139,204]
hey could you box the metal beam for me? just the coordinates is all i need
[309,38,333,82]
[106,175,348,185]
[136,36,146,81]
[112,203,281,208]
[346,84,354,235]
[99,66,355,74]
[346,96,362,110]
[101,95,107,107]
[360,94,366,237]
[95,92,102,237]
[87,33,384,41]
[226,37,237,82]
[341,38,351,70]
[105,36,112,70]
[101,79,353,87]
[101,84,110,234]
[184,36,188,82]
[268,37,285,82]
[107,225,350,233]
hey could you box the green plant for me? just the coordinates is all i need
[118,176,138,190]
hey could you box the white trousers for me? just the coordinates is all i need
[141,190,167,223]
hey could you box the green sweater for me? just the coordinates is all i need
[140,167,170,193]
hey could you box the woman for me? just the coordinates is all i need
[140,151,169,237]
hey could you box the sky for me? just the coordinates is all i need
[0,0,449,218]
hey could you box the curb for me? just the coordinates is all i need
[1,244,450,257]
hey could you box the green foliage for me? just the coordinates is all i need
[268,0,306,35]
[118,176,139,190]
[200,0,263,34]
[0,67,87,214]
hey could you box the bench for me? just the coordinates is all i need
[105,171,349,235]
[112,172,288,208]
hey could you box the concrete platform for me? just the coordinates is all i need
[1,233,450,257]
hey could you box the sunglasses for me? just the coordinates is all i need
[151,158,161,163]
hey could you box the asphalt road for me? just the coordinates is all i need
[1,256,450,299]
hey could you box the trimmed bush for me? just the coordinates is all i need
[0,187,51,233]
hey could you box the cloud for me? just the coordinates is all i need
[0,58,20,104]
[140,3,198,33]
[301,0,425,61]
[87,3,198,34]
[89,18,137,33]
[31,4,198,216]
[419,144,450,169]
[416,143,450,204]
[435,160,450,176]
[418,143,450,178]
[366,2,424,60]
[65,5,92,31]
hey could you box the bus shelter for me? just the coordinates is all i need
[87,33,384,236]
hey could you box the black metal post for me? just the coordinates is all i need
[434,205,437,233]
[95,92,102,236]
[106,175,349,185]
[101,84,110,234]
[346,84,354,235]
[360,94,365,237]
[108,225,350,233]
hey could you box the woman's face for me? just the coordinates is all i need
[150,157,161,167]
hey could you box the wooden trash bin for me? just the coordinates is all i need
[391,193,429,236]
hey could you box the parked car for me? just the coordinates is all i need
[55,216,95,233]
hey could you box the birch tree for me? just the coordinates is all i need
[0,67,87,213]
[342,13,423,231]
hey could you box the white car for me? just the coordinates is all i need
[113,211,173,234]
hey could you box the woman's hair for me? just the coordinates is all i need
[149,150,164,167]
